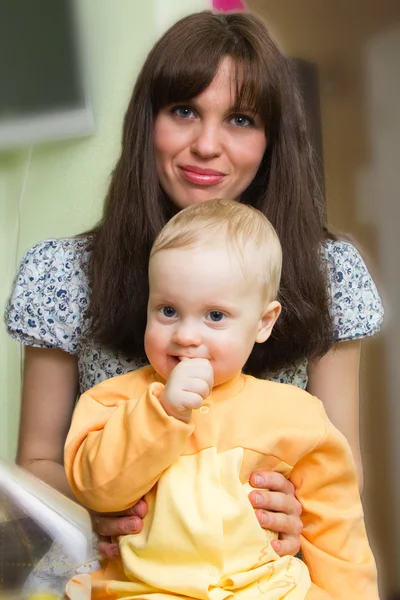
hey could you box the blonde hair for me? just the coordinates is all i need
[150,199,282,301]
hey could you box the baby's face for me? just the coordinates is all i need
[145,243,273,386]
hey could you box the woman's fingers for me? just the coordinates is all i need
[96,515,143,559]
[94,499,147,560]
[248,470,303,557]
[253,505,303,534]
[98,541,121,560]
[96,515,143,537]
[95,498,147,536]
[271,535,301,557]
[249,471,297,498]
[249,488,302,519]
[249,471,302,519]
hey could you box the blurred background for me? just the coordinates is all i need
[0,0,399,597]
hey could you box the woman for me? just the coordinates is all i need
[5,10,383,562]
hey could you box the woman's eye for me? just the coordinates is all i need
[161,306,177,318]
[207,311,225,322]
[173,106,195,119]
[230,115,254,128]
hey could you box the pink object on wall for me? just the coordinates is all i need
[212,0,245,11]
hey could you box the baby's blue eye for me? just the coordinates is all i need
[208,311,224,322]
[161,306,176,318]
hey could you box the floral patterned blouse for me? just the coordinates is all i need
[4,237,384,393]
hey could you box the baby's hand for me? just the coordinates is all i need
[159,358,214,423]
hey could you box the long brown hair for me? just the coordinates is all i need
[88,11,333,376]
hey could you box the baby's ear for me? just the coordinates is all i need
[255,301,281,344]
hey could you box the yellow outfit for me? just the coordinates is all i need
[64,366,379,600]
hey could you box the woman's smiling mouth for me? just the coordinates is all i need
[179,165,226,186]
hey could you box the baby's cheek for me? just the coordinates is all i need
[217,339,243,365]
[145,324,163,360]
[228,338,255,368]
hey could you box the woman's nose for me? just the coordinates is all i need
[190,122,222,159]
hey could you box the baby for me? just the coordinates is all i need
[65,199,379,599]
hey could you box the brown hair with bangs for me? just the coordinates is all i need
[88,10,333,376]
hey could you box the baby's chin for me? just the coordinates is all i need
[212,375,231,387]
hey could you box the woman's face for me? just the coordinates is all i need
[154,57,267,209]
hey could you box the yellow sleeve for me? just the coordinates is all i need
[289,413,379,600]
[64,381,193,513]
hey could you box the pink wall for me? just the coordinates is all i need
[212,0,245,11]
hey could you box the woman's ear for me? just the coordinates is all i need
[255,301,281,344]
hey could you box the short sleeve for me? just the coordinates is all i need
[4,238,92,354]
[323,240,384,342]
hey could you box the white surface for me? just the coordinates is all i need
[0,457,92,564]
[0,107,95,150]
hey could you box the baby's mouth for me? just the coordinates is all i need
[168,355,180,366]
[171,355,209,362]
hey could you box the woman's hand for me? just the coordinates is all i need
[95,499,148,559]
[248,470,303,557]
